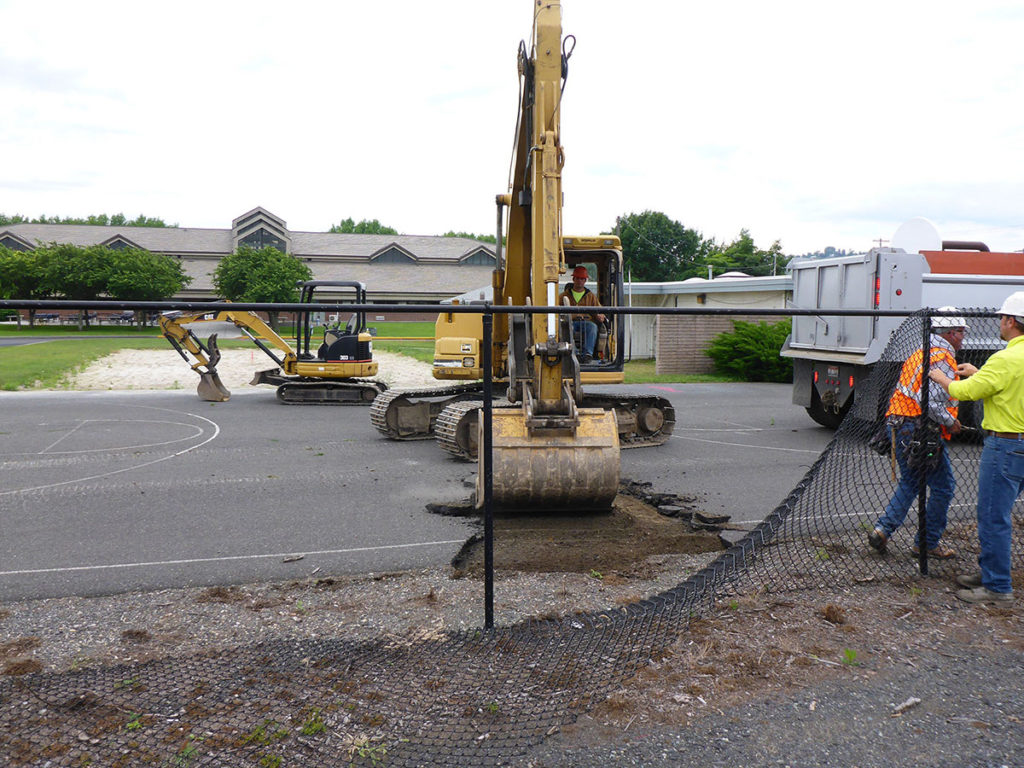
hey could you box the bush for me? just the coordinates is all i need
[706,319,793,382]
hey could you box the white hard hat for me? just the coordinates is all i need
[931,306,968,330]
[997,291,1024,320]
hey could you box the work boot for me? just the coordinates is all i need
[955,586,1013,605]
[955,573,982,588]
[911,542,957,559]
[868,527,888,553]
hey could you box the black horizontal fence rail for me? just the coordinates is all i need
[0,300,1016,768]
[0,296,981,318]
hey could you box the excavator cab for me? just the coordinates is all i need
[561,243,626,374]
[297,280,370,363]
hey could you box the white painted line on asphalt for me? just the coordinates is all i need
[38,419,205,454]
[0,540,468,577]
[0,406,220,496]
[673,434,821,454]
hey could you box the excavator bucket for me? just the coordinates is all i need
[477,407,619,511]
[196,371,231,401]
[192,333,231,401]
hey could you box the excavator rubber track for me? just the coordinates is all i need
[275,379,387,405]
[435,399,485,460]
[581,393,676,448]
[436,392,675,461]
[369,384,486,440]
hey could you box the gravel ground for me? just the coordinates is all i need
[4,350,1022,766]
[517,646,1024,767]
[515,577,1024,768]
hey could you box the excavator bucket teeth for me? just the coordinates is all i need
[196,371,231,402]
[477,408,619,511]
[206,333,222,369]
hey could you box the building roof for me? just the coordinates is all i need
[1,210,498,303]
[1,223,493,263]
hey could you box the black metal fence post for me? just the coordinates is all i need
[917,314,930,575]
[482,310,494,629]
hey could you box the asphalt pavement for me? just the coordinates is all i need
[0,383,833,602]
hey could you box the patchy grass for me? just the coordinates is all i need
[0,325,738,389]
[623,358,740,384]
[0,339,166,390]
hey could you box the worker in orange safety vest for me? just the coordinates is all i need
[868,307,966,559]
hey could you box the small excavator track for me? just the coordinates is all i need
[369,384,485,440]
[276,379,387,405]
[583,393,676,448]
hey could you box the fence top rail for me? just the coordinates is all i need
[0,299,1000,319]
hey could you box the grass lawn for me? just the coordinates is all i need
[0,323,737,390]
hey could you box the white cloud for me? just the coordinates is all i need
[1,0,1022,254]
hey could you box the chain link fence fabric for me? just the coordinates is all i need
[1,310,1021,767]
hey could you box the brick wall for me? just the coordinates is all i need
[656,314,786,375]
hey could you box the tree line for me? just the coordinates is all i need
[0,211,811,302]
[0,213,170,227]
[0,243,313,330]
[612,211,788,281]
[0,242,190,327]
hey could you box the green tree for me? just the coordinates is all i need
[106,248,192,327]
[614,211,711,281]
[0,213,170,227]
[442,231,498,244]
[212,246,313,330]
[329,218,399,235]
[36,243,115,328]
[707,230,787,277]
[0,246,51,326]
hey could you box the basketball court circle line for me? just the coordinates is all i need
[0,405,220,497]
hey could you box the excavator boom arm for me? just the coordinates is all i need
[159,308,298,401]
[479,2,621,510]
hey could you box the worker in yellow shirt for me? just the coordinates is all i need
[930,292,1024,605]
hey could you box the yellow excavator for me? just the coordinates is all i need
[371,2,673,509]
[160,280,385,404]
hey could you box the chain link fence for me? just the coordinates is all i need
[2,309,1021,767]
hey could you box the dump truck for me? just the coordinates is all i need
[781,235,1024,428]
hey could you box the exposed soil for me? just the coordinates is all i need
[449,492,727,577]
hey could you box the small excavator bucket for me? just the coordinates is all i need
[191,332,230,401]
[477,407,619,511]
[196,370,231,402]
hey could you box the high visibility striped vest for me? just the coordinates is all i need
[886,345,958,437]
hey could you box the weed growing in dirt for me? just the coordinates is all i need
[299,708,326,736]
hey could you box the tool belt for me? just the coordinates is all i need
[903,418,943,473]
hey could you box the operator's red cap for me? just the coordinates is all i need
[572,266,588,279]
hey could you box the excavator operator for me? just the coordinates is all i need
[561,265,605,363]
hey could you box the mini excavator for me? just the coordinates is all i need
[370,2,674,509]
[160,280,385,404]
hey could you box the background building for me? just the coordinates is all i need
[1,207,497,319]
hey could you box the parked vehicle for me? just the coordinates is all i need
[781,230,1024,428]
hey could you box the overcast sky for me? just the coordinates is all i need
[3,0,1023,255]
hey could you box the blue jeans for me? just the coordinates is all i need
[572,319,597,357]
[975,435,1024,594]
[875,420,955,549]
